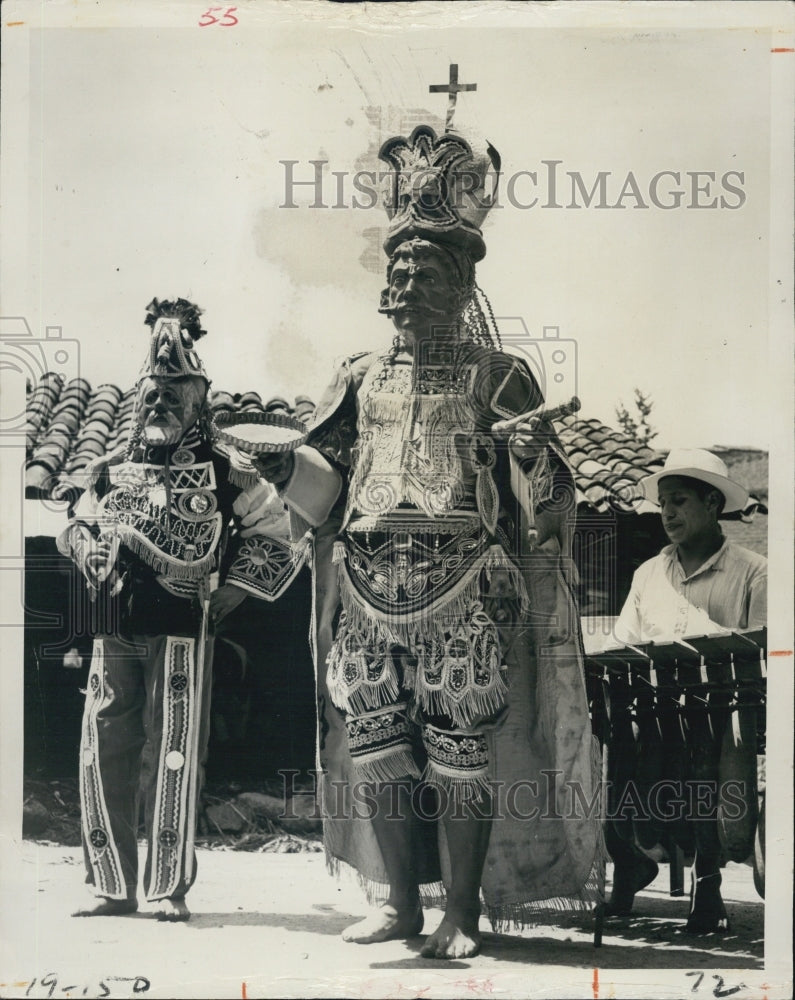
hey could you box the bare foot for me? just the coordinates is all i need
[420,912,482,959]
[152,896,190,922]
[72,897,138,917]
[342,903,423,943]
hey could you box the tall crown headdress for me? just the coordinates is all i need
[379,65,500,262]
[138,297,209,382]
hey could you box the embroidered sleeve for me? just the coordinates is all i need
[483,352,544,421]
[223,482,307,601]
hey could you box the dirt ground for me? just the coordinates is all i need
[0,839,771,1000]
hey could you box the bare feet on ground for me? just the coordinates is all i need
[342,903,423,943]
[72,896,138,917]
[152,896,190,922]
[420,911,482,959]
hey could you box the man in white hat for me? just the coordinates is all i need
[608,448,766,932]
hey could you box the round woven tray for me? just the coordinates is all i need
[212,409,308,454]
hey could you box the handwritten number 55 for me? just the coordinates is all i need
[199,6,238,26]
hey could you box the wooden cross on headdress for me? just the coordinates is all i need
[429,64,476,131]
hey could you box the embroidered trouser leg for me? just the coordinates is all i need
[141,633,214,901]
[331,639,499,802]
[79,632,213,902]
[79,635,146,900]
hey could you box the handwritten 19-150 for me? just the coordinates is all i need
[19,974,151,998]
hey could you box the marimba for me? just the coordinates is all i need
[584,627,766,901]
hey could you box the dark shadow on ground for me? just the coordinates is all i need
[364,890,763,972]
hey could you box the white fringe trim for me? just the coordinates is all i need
[327,666,402,718]
[329,555,517,727]
[413,673,509,731]
[227,463,259,489]
[421,761,493,805]
[111,524,217,580]
[353,748,422,784]
[324,850,447,911]
[483,544,531,616]
[485,864,606,931]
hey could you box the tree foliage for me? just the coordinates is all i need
[615,388,658,447]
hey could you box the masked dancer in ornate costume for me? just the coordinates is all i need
[58,299,302,921]
[257,70,604,959]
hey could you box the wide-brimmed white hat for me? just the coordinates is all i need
[640,448,748,514]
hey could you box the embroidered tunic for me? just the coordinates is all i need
[63,429,299,633]
[324,346,543,771]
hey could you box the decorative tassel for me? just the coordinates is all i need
[226,463,259,490]
[476,466,499,536]
[484,544,531,615]
[291,529,313,568]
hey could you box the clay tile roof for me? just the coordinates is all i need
[562,432,592,452]
[552,413,672,513]
[25,374,318,499]
[583,483,609,506]
[566,450,590,470]
[572,457,606,480]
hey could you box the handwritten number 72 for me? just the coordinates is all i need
[686,972,747,997]
[199,6,238,26]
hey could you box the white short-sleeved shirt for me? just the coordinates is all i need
[614,538,767,645]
